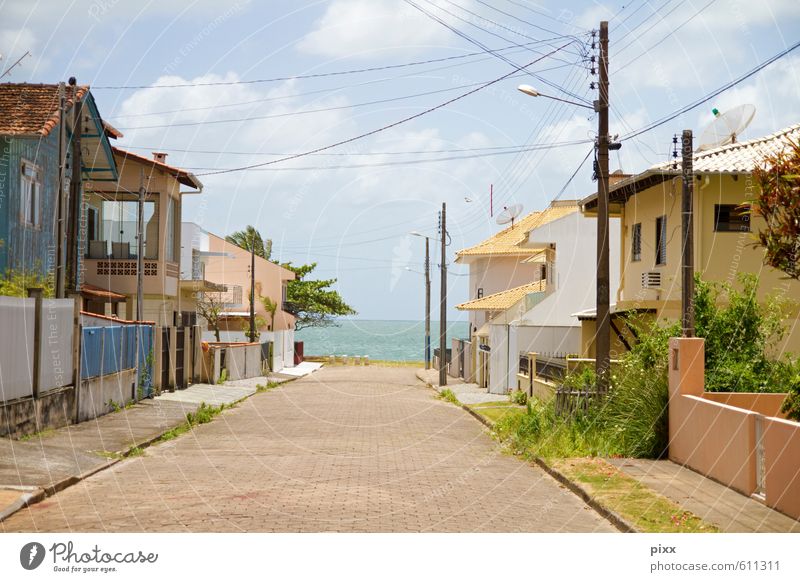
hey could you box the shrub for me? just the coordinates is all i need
[510,390,528,405]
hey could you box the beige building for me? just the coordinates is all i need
[82,148,202,326]
[580,123,800,358]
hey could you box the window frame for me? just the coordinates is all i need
[631,222,642,262]
[655,215,667,266]
[714,203,751,232]
[20,159,43,228]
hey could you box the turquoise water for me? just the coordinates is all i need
[295,319,469,362]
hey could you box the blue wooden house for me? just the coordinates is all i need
[0,82,118,292]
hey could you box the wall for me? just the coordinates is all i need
[0,386,75,439]
[0,296,35,401]
[77,368,136,422]
[465,256,540,332]
[703,392,787,419]
[764,417,800,520]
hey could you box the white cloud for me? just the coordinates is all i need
[297,0,459,60]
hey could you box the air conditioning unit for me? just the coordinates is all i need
[642,271,662,289]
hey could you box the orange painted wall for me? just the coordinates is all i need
[764,417,800,520]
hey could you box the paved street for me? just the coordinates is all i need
[2,366,614,532]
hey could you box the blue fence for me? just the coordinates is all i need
[81,324,154,397]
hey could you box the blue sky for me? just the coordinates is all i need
[2,0,799,322]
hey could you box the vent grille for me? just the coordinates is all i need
[641,271,662,289]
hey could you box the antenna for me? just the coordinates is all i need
[0,50,31,79]
[697,104,756,151]
[496,204,523,228]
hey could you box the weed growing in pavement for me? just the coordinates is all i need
[154,402,231,444]
[217,368,228,384]
[437,388,460,405]
[256,380,281,393]
[19,428,56,441]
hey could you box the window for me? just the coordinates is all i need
[631,222,642,262]
[165,196,178,263]
[655,216,667,266]
[476,287,484,299]
[95,199,158,259]
[540,263,547,281]
[714,204,750,232]
[20,161,42,227]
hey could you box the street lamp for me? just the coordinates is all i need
[517,84,595,110]
[410,231,432,370]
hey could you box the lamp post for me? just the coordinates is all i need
[410,232,432,370]
[516,20,613,394]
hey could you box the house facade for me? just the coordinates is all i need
[580,123,800,358]
[457,200,621,393]
[179,223,297,371]
[82,149,202,326]
[0,83,117,289]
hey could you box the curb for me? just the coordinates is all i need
[0,377,294,524]
[462,404,638,534]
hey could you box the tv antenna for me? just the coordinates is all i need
[697,104,756,151]
[496,204,523,228]
[0,51,31,79]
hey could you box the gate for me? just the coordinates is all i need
[175,327,186,390]
[161,327,170,390]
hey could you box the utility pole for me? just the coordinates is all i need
[424,236,431,370]
[681,129,695,337]
[595,21,611,395]
[249,234,256,343]
[55,82,67,298]
[135,169,145,400]
[66,77,83,292]
[439,202,447,387]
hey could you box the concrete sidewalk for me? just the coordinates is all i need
[416,368,504,405]
[609,458,800,533]
[0,376,285,523]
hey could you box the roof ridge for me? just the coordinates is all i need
[694,122,800,159]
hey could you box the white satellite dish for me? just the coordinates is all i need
[697,104,756,151]
[496,204,523,228]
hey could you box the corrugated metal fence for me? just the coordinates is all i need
[81,324,154,396]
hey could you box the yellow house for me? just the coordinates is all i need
[580,123,800,359]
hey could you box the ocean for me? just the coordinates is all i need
[295,319,470,362]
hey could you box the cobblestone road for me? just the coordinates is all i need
[3,366,615,532]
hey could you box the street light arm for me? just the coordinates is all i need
[517,84,594,110]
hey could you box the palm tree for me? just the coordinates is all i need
[226,226,272,259]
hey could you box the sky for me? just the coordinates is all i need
[1,0,799,322]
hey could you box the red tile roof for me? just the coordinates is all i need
[112,147,203,190]
[0,83,89,137]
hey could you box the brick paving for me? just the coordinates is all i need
[2,366,614,532]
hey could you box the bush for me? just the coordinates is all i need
[510,390,528,405]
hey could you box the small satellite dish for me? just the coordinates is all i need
[697,104,756,151]
[496,204,523,227]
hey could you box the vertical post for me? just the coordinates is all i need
[595,20,611,395]
[66,81,83,292]
[424,236,431,370]
[439,202,447,387]
[56,82,68,298]
[249,235,256,343]
[136,171,145,401]
[681,129,695,337]
[29,288,43,400]
[70,292,82,422]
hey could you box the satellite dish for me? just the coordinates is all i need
[496,204,523,227]
[697,104,756,151]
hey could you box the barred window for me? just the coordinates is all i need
[655,216,667,266]
[631,223,642,262]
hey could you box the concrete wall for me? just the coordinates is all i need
[0,386,75,439]
[77,368,137,423]
[668,337,800,519]
[703,392,788,419]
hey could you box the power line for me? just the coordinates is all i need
[194,44,574,177]
[620,38,800,142]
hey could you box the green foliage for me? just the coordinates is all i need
[256,380,282,393]
[510,390,528,405]
[437,388,460,405]
[241,315,266,341]
[752,138,800,280]
[225,225,272,260]
[217,368,228,384]
[280,262,357,331]
[260,295,278,330]
[0,268,54,297]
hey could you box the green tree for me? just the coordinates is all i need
[260,295,278,331]
[225,225,272,260]
[752,138,800,279]
[196,292,224,342]
[281,262,356,331]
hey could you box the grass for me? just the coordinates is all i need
[256,380,282,392]
[436,388,460,405]
[94,446,145,460]
[18,428,55,441]
[153,402,232,444]
[552,458,719,533]
[468,401,525,425]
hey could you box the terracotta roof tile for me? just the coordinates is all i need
[456,280,546,311]
[0,83,89,137]
[455,202,579,259]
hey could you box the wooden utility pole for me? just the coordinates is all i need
[66,79,83,292]
[424,236,431,370]
[595,21,611,394]
[136,170,145,399]
[681,129,695,337]
[439,203,447,387]
[55,82,67,298]
[249,234,256,343]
